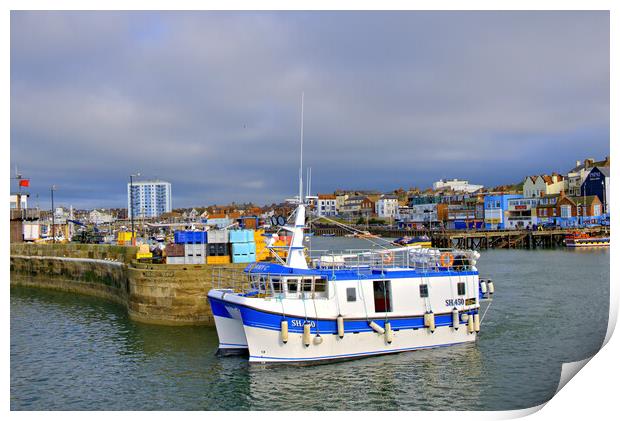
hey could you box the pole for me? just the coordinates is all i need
[51,185,55,243]
[130,175,135,246]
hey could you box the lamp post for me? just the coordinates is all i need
[50,185,56,243]
[129,173,140,246]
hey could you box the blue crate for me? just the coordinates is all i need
[232,243,249,255]
[174,231,207,244]
[229,230,246,243]
[232,254,255,264]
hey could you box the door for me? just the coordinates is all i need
[373,280,392,312]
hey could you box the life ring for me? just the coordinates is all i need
[383,252,394,264]
[440,252,454,268]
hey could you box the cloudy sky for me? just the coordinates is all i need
[10,11,609,209]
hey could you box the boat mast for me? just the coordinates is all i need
[286,93,309,269]
[299,92,304,204]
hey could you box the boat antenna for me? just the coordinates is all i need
[298,92,304,204]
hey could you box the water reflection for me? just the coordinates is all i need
[11,246,609,410]
[244,343,483,410]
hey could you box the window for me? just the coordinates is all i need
[302,278,313,292]
[373,280,392,312]
[271,278,282,293]
[419,284,428,298]
[346,287,356,302]
[287,279,298,293]
[561,205,571,218]
[593,204,601,216]
[457,282,466,296]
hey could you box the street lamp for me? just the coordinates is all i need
[50,185,56,243]
[129,172,141,246]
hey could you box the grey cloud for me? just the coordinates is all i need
[10,11,609,208]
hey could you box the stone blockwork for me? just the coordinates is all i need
[127,263,245,325]
[11,243,138,263]
[10,244,246,326]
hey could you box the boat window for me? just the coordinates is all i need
[271,277,282,293]
[302,278,313,292]
[457,282,466,295]
[346,287,356,302]
[419,284,429,298]
[373,280,392,312]
[314,278,327,293]
[287,279,298,293]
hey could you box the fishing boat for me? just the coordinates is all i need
[394,235,432,248]
[321,233,336,237]
[354,230,380,239]
[207,95,493,364]
[565,231,610,248]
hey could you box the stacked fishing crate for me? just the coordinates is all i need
[254,229,270,261]
[165,243,186,264]
[230,229,256,263]
[206,229,230,264]
[170,231,207,264]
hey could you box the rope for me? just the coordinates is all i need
[301,284,308,322]
[358,277,370,322]
[332,274,342,315]
[382,280,389,322]
[308,215,395,250]
[480,298,494,323]
[311,283,320,335]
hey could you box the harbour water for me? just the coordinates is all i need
[11,239,609,410]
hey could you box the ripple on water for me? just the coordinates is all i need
[11,247,609,410]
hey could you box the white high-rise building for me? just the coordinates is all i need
[127,180,172,218]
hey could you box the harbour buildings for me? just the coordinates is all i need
[127,180,172,219]
[483,194,522,230]
[523,174,566,198]
[316,194,338,217]
[432,178,483,193]
[581,166,610,214]
[375,195,399,218]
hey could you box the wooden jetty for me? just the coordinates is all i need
[311,225,610,250]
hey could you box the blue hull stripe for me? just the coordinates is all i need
[209,297,477,335]
[209,297,232,318]
[219,342,248,348]
[250,340,470,361]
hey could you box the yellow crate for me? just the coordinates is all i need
[207,255,231,265]
[117,232,135,242]
[136,252,153,259]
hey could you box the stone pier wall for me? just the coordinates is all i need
[10,244,246,326]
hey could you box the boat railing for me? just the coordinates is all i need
[211,266,329,299]
[309,247,478,275]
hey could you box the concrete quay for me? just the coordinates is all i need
[10,243,245,326]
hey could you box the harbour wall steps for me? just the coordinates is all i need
[10,244,246,327]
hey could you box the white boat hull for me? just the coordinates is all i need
[213,315,248,354]
[244,323,476,363]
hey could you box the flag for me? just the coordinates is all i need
[19,179,30,187]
